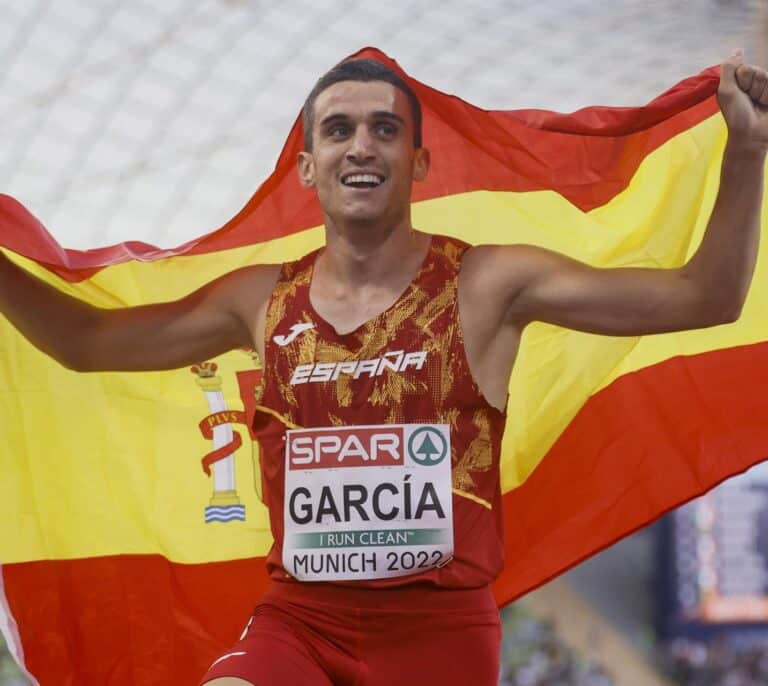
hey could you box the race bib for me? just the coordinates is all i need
[283,424,454,581]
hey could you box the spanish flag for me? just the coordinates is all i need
[1,47,766,685]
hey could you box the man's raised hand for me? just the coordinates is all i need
[718,49,768,152]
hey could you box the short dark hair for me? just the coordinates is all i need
[301,58,423,151]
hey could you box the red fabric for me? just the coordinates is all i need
[199,582,500,686]
[0,48,719,281]
[494,340,768,602]
[2,555,268,686]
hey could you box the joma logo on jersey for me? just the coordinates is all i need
[287,427,404,469]
[290,349,427,385]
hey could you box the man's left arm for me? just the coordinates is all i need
[488,51,767,336]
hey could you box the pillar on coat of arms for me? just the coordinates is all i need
[192,361,245,523]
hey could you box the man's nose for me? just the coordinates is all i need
[346,126,375,162]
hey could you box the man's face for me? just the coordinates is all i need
[297,81,429,227]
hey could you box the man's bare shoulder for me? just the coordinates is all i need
[212,264,282,300]
[458,243,578,329]
[460,243,554,292]
[199,262,282,318]
[224,262,283,291]
[203,263,282,358]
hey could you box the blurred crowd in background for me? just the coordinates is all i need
[666,638,768,686]
[500,607,617,686]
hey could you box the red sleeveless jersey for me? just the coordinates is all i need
[253,234,506,589]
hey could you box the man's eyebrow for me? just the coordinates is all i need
[318,111,406,127]
[318,113,350,128]
[372,111,406,125]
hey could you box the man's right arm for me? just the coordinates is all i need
[0,251,280,372]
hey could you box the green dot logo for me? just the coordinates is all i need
[408,427,448,466]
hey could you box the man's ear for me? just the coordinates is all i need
[412,147,430,182]
[297,151,315,188]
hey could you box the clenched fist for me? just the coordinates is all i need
[718,49,768,152]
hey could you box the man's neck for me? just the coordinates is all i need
[310,219,431,335]
[319,217,428,288]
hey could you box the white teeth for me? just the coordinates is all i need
[342,174,383,185]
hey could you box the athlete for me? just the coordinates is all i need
[0,51,766,685]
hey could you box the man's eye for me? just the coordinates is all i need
[329,125,350,138]
[375,123,396,137]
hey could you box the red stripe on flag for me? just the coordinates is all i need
[0,47,720,281]
[492,340,768,604]
[3,555,269,686]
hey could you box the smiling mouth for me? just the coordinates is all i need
[341,173,385,189]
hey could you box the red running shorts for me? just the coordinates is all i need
[200,582,501,685]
